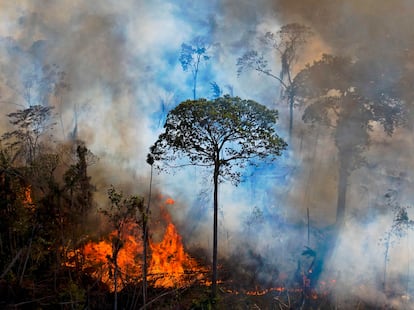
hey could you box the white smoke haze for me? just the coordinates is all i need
[1,0,414,306]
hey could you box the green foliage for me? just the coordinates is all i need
[0,137,99,307]
[150,95,287,184]
[101,185,144,265]
[101,186,144,309]
[103,186,144,228]
[150,95,286,298]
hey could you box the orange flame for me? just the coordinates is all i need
[68,198,206,292]
[148,198,205,287]
[74,223,143,291]
[149,221,203,287]
[21,185,35,212]
[165,197,175,205]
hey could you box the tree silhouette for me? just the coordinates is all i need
[237,23,312,140]
[179,36,210,100]
[295,54,405,226]
[1,105,56,165]
[149,95,287,299]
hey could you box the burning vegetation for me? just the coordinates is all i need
[67,198,207,292]
[2,1,414,309]
[1,145,413,309]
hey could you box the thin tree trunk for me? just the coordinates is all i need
[193,55,200,100]
[336,161,349,227]
[406,234,410,299]
[211,161,219,300]
[383,233,391,292]
[1,248,22,279]
[20,225,35,285]
[307,208,310,247]
[193,75,197,100]
[142,220,148,308]
[114,263,118,310]
[142,164,152,309]
[113,240,121,310]
[289,94,294,142]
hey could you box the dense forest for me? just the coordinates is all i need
[1,1,414,309]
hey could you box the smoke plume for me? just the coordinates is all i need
[1,1,414,306]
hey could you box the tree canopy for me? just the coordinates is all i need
[150,95,287,183]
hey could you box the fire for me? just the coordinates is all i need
[245,287,286,296]
[148,197,206,287]
[68,198,206,292]
[165,197,175,205]
[21,185,35,212]
[149,221,203,288]
[80,223,143,291]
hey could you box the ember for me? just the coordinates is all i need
[21,185,35,211]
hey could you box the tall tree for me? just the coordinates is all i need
[142,154,154,309]
[295,54,405,226]
[149,95,287,299]
[179,36,210,100]
[237,23,312,140]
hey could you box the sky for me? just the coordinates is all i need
[1,0,414,304]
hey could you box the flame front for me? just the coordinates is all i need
[149,197,205,287]
[69,198,206,292]
[149,221,204,288]
[76,223,143,291]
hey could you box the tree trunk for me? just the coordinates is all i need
[336,159,349,227]
[193,75,197,100]
[289,94,294,142]
[113,257,118,310]
[211,160,219,299]
[141,157,154,309]
[383,233,391,292]
[142,220,148,309]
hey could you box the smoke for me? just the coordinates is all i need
[1,0,414,305]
